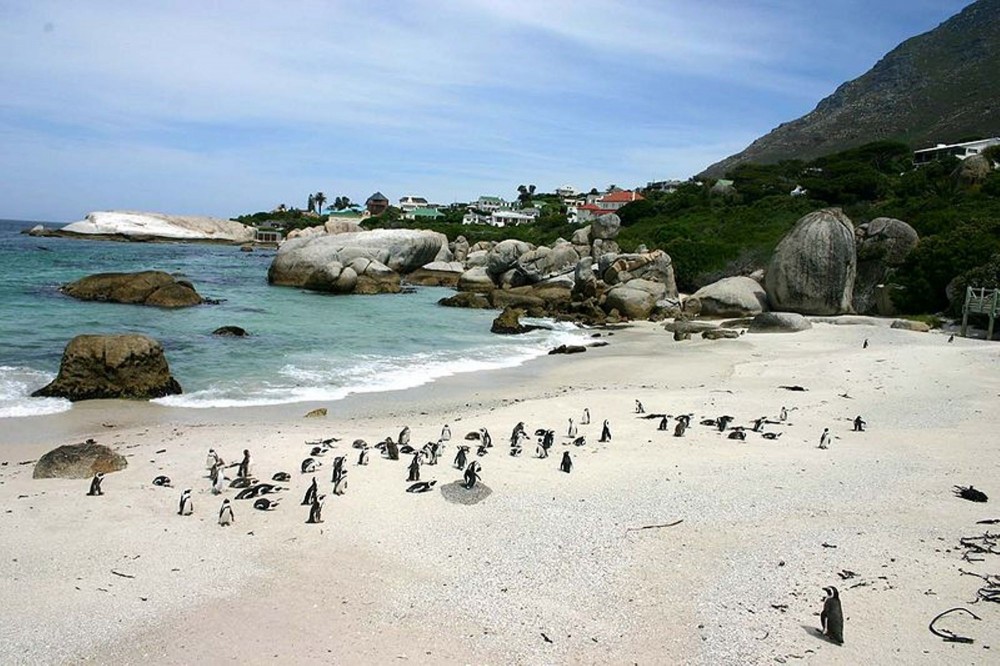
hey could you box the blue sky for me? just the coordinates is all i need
[0,0,973,221]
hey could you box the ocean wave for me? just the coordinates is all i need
[155,324,587,409]
[0,366,72,418]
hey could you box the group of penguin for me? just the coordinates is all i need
[79,402,849,645]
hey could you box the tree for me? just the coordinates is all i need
[314,192,327,215]
[307,194,315,213]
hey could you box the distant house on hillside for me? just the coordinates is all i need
[556,185,579,197]
[475,196,512,213]
[596,189,644,211]
[254,220,283,244]
[914,138,1000,165]
[398,195,429,214]
[404,207,444,221]
[646,179,684,193]
[575,189,645,223]
[489,210,535,227]
[365,192,389,216]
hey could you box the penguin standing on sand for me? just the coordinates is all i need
[218,499,235,526]
[948,334,955,343]
[752,417,766,433]
[599,420,611,443]
[780,406,788,421]
[302,476,318,506]
[237,449,252,478]
[581,408,591,425]
[510,422,525,446]
[821,586,844,644]
[658,415,670,431]
[674,419,687,437]
[206,448,222,470]
[560,451,573,473]
[440,424,451,442]
[357,445,370,466]
[211,463,225,494]
[306,494,325,524]
[454,445,469,470]
[87,473,105,496]
[463,461,481,489]
[819,427,831,450]
[480,428,493,448]
[407,453,421,482]
[635,399,645,414]
[399,426,411,448]
[178,489,193,516]
[863,338,869,349]
[331,456,348,495]
[567,418,578,438]
[853,416,866,432]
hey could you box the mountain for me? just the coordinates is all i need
[702,0,1000,178]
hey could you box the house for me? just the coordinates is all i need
[556,185,579,197]
[254,220,283,244]
[365,192,390,216]
[646,179,684,193]
[398,195,429,214]
[489,210,535,227]
[596,189,644,211]
[462,212,490,225]
[475,196,512,213]
[914,138,1000,165]
[404,207,444,221]
[575,203,616,224]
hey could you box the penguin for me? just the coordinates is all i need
[330,456,346,484]
[581,408,591,425]
[398,426,411,448]
[211,464,225,495]
[780,406,788,421]
[752,417,766,433]
[306,495,325,523]
[300,457,320,473]
[727,428,746,441]
[302,476,318,506]
[310,446,327,457]
[476,442,489,457]
[819,427,831,450]
[559,451,573,473]
[567,418,578,438]
[400,445,416,455]
[853,415,866,432]
[407,453,421,482]
[480,427,493,448]
[229,477,255,489]
[406,480,438,493]
[572,436,587,447]
[863,338,869,349]
[717,415,733,432]
[440,424,451,442]
[385,437,400,461]
[510,422,525,447]
[948,334,955,343]
[357,446,370,466]
[820,586,844,644]
[254,497,279,511]
[658,415,670,431]
[272,472,291,483]
[332,469,348,496]
[463,461,481,489]
[599,420,611,443]
[87,473,105,496]
[761,432,782,440]
[676,414,692,428]
[454,445,469,470]
[178,489,193,516]
[352,439,368,449]
[673,420,687,437]
[206,448,222,470]
[152,475,172,487]
[635,399,645,414]
[237,449,252,478]
[218,499,234,526]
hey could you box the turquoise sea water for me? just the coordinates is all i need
[0,219,585,417]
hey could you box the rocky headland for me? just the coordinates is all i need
[29,211,254,244]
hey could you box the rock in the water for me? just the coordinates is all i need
[548,344,587,355]
[212,326,248,337]
[267,229,447,294]
[438,292,491,309]
[748,312,813,333]
[32,334,182,401]
[458,266,496,293]
[765,208,857,315]
[32,441,127,479]
[60,211,254,243]
[406,261,465,287]
[490,306,539,334]
[604,279,667,320]
[853,217,919,315]
[692,276,769,318]
[702,328,741,340]
[304,408,328,418]
[890,319,930,332]
[590,213,621,240]
[62,271,203,308]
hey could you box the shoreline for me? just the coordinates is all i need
[3,321,1000,664]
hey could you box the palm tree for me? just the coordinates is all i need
[314,192,327,215]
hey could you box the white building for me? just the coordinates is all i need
[475,195,512,212]
[555,185,579,197]
[914,138,1000,165]
[398,195,429,213]
[490,210,535,227]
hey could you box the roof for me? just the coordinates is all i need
[366,191,389,203]
[579,204,616,215]
[400,196,428,204]
[600,190,644,204]
[478,196,504,203]
[410,207,443,218]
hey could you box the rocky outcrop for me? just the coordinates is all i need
[548,344,587,355]
[604,279,667,320]
[691,276,768,318]
[748,312,813,333]
[954,154,993,185]
[212,326,248,337]
[702,328,741,340]
[602,250,677,295]
[490,306,539,334]
[406,261,465,287]
[268,229,446,294]
[438,292,491,309]
[590,213,621,240]
[458,267,495,293]
[32,334,182,401]
[853,217,919,315]
[62,271,203,308]
[765,208,857,315]
[486,240,534,280]
[514,244,580,285]
[32,441,127,479]
[59,211,253,243]
[890,319,931,332]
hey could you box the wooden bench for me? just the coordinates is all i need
[961,287,1000,340]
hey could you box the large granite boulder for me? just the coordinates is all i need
[764,208,857,315]
[458,266,496,293]
[32,441,127,479]
[490,306,540,334]
[604,279,667,319]
[691,276,768,318]
[324,218,363,235]
[59,211,254,243]
[602,250,677,296]
[486,239,534,279]
[702,328,741,340]
[267,229,446,294]
[62,271,203,308]
[571,226,591,245]
[438,291,491,309]
[590,213,621,240]
[748,312,812,333]
[452,236,470,263]
[32,334,183,401]
[515,245,580,284]
[954,154,992,185]
[890,319,930,332]
[853,217,919,315]
[406,261,465,287]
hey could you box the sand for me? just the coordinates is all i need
[1,320,999,665]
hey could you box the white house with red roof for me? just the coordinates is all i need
[574,189,644,223]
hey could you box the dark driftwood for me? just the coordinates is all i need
[928,607,980,644]
[626,519,684,533]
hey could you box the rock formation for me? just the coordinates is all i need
[490,306,539,334]
[748,312,813,333]
[853,217,919,315]
[58,211,254,243]
[32,334,183,401]
[690,276,768,318]
[765,208,857,315]
[62,271,203,308]
[32,441,127,479]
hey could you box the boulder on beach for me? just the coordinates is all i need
[458,266,496,293]
[32,441,127,479]
[490,306,539,334]
[590,213,621,240]
[604,279,667,320]
[890,319,931,332]
[304,408,328,418]
[764,208,857,315]
[62,271,203,308]
[59,211,254,243]
[548,344,587,355]
[486,239,534,280]
[602,250,677,296]
[406,261,465,287]
[31,334,183,401]
[853,217,919,315]
[691,276,769,318]
[748,312,813,333]
[702,328,741,340]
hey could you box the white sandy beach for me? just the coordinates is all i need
[2,321,999,665]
